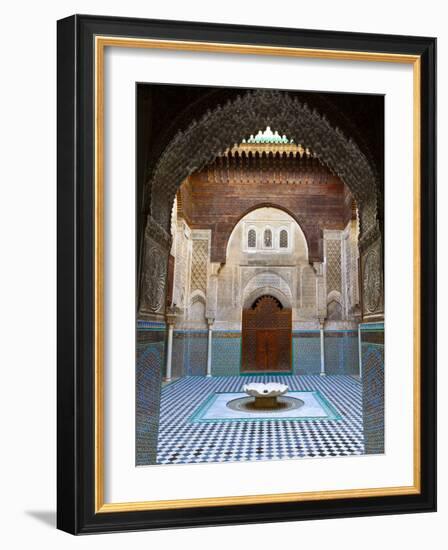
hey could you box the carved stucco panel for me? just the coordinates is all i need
[140,238,169,315]
[361,238,383,317]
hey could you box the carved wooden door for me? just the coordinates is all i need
[256,330,279,370]
[242,295,292,372]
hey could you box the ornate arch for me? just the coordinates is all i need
[190,290,206,306]
[148,89,379,243]
[243,287,292,310]
[224,202,310,261]
[327,289,342,305]
[242,272,293,309]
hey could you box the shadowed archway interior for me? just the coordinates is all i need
[147,89,380,242]
[135,83,385,467]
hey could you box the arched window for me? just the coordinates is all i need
[247,228,256,248]
[264,228,273,248]
[279,229,288,248]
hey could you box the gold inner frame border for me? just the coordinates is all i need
[94,35,421,513]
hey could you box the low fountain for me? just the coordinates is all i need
[226,382,304,413]
[243,382,289,409]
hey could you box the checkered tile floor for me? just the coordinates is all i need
[156,375,364,465]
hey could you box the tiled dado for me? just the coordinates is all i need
[324,331,359,375]
[360,322,384,454]
[171,330,241,377]
[137,320,166,330]
[293,330,359,376]
[167,329,360,377]
[136,324,166,465]
[293,331,321,375]
[211,332,242,377]
[135,324,361,381]
[136,339,165,465]
[173,330,208,377]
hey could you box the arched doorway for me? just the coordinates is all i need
[241,295,292,373]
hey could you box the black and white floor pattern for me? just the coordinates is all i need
[156,375,364,465]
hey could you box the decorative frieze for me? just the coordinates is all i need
[202,152,338,186]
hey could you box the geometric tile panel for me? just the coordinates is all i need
[361,323,385,455]
[136,336,165,465]
[211,333,241,376]
[325,332,359,375]
[185,331,208,376]
[153,374,365,465]
[172,329,360,377]
[172,333,187,379]
[172,330,208,377]
[293,332,321,375]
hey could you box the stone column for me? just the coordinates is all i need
[206,317,214,377]
[205,262,219,378]
[313,262,327,320]
[164,311,177,381]
[165,324,174,381]
[319,319,326,376]
[358,323,363,378]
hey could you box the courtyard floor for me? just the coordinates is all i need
[156,374,364,464]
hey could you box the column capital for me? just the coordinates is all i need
[166,305,180,326]
[312,261,325,277]
[165,314,177,326]
[206,317,215,327]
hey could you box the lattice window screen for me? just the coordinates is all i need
[190,239,209,294]
[279,229,288,248]
[248,229,256,248]
[326,239,342,293]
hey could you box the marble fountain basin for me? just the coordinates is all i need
[243,382,289,409]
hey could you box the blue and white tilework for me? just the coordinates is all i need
[154,374,364,465]
[360,322,385,454]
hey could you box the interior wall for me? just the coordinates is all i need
[182,156,349,263]
[162,205,362,377]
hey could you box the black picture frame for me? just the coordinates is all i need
[57,14,436,534]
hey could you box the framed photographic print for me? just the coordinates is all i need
[57,14,436,534]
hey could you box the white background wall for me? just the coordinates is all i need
[0,1,444,547]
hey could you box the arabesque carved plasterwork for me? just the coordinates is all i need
[147,89,379,241]
[140,239,168,314]
[139,216,172,316]
[362,245,383,315]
